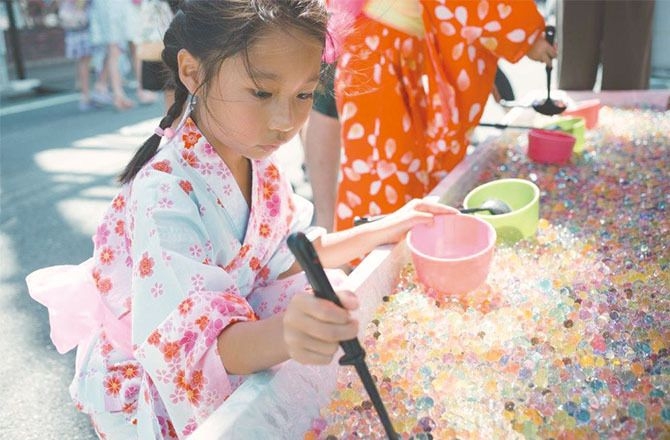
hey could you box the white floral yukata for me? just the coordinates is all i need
[27,117,326,438]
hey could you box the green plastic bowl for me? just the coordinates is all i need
[462,178,540,244]
[544,116,586,153]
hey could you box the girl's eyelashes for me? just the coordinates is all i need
[250,90,315,101]
[252,89,272,99]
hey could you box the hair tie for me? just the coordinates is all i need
[154,127,176,139]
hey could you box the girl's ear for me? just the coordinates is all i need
[177,49,201,95]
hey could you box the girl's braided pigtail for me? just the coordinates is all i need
[117,82,189,184]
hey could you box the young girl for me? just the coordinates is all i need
[27,1,454,438]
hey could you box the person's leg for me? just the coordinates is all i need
[65,29,95,110]
[107,43,134,110]
[557,0,604,90]
[600,0,655,90]
[302,110,341,231]
[302,63,340,231]
[90,50,114,106]
[78,55,92,109]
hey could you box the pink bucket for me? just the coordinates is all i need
[406,214,496,298]
[527,128,576,164]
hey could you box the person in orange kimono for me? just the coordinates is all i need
[328,0,556,231]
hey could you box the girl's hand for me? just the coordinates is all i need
[310,198,457,269]
[282,289,359,365]
[372,198,458,244]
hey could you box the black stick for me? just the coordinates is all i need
[478,122,535,130]
[286,232,398,440]
[354,206,500,226]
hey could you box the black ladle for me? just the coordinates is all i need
[353,199,512,226]
[531,25,566,116]
[478,122,561,130]
[287,232,398,440]
[460,198,511,215]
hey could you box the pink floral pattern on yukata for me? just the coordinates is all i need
[74,118,314,438]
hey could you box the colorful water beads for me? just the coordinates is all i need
[305,107,669,439]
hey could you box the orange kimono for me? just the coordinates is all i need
[333,0,544,230]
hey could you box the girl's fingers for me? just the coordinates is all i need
[283,291,359,338]
[401,198,458,215]
[334,289,359,311]
[370,198,459,243]
[283,292,360,365]
[416,203,457,215]
[421,203,458,215]
[286,311,358,342]
[290,291,353,323]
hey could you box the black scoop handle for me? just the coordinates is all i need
[545,25,556,46]
[286,232,365,363]
[544,25,556,100]
[544,25,556,74]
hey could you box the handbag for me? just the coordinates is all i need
[58,0,89,31]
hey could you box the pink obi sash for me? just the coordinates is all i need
[26,258,132,357]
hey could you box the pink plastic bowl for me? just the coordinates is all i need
[527,128,576,164]
[406,214,496,298]
[562,99,601,129]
